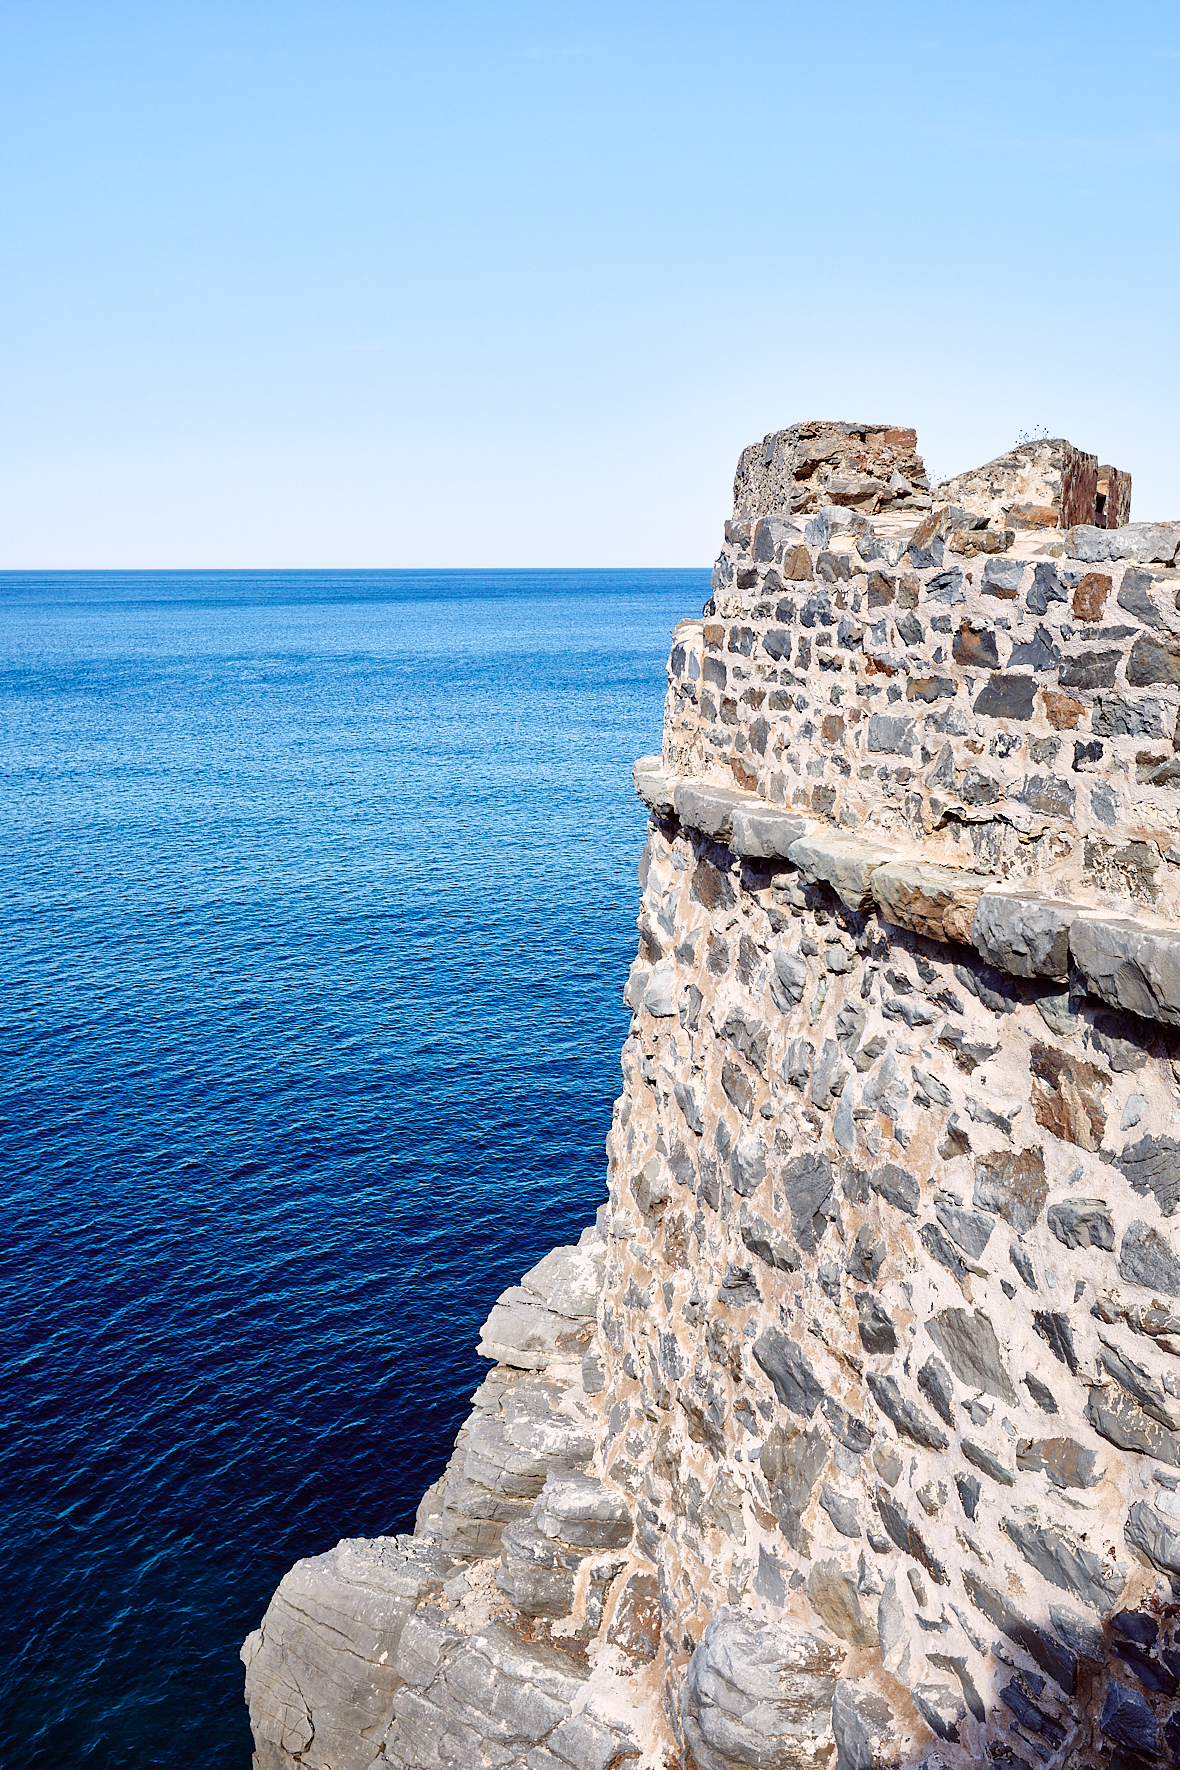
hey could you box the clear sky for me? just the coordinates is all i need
[2,1,1178,568]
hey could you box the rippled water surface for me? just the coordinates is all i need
[0,568,705,1767]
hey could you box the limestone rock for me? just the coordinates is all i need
[242,1535,447,1770]
[972,889,1077,979]
[681,1608,844,1770]
[1071,914,1180,1026]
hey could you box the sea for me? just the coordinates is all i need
[0,567,706,1768]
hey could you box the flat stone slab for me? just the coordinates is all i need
[632,755,674,816]
[871,859,992,943]
[730,805,813,860]
[1070,915,1180,1026]
[787,832,899,911]
[673,780,753,842]
[972,889,1079,979]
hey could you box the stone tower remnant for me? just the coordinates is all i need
[244,425,1180,1770]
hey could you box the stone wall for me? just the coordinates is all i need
[244,424,1180,1770]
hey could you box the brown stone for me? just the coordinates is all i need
[784,544,814,582]
[1029,1041,1108,1151]
[1072,572,1111,622]
[868,571,895,607]
[1008,504,1060,528]
[703,622,725,647]
[822,714,845,744]
[606,1572,661,1661]
[973,1148,1048,1235]
[1015,1437,1102,1489]
[953,623,1000,668]
[897,573,920,610]
[1042,689,1085,730]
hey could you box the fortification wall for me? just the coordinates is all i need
[244,427,1180,1770]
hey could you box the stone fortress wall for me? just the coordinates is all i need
[244,422,1180,1770]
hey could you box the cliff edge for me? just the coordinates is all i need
[244,425,1180,1769]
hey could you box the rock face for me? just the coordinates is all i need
[245,424,1180,1770]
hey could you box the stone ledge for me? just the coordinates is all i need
[634,761,1180,1030]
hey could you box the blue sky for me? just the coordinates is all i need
[2,1,1178,567]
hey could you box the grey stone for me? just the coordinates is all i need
[1059,650,1121,691]
[641,957,678,1017]
[934,1201,994,1258]
[632,755,675,816]
[910,1683,966,1744]
[1072,914,1180,1026]
[1033,1309,1078,1373]
[1087,1385,1180,1464]
[865,1373,948,1451]
[1024,1372,1058,1412]
[830,1681,895,1770]
[925,1307,1017,1403]
[917,1355,955,1426]
[1093,694,1166,738]
[973,673,1036,719]
[770,946,810,1011]
[866,1161,919,1217]
[761,1422,829,1549]
[782,1151,835,1252]
[1120,1219,1180,1297]
[753,1327,825,1417]
[478,1237,605,1370]
[681,1608,843,1770]
[1119,1135,1180,1217]
[242,1535,448,1770]
[822,1395,872,1455]
[1100,1680,1161,1756]
[1126,1499,1180,1578]
[787,831,896,912]
[1118,566,1166,628]
[971,890,1076,980]
[730,1129,768,1196]
[818,1482,861,1539]
[1001,1515,1125,1611]
[740,1206,799,1273]
[1098,1333,1180,1428]
[962,1569,1077,1694]
[810,1038,849,1112]
[866,713,914,756]
[674,780,751,843]
[961,1438,1014,1485]
[731,806,812,861]
[855,1293,897,1354]
[1048,1198,1114,1251]
[982,556,1025,595]
[972,1147,1047,1236]
[533,1472,631,1550]
[1050,1602,1106,1661]
[1027,561,1068,612]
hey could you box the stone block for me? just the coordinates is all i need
[870,859,991,943]
[1070,914,1180,1026]
[681,1608,843,1770]
[786,832,897,912]
[674,780,752,843]
[730,805,812,860]
[1068,522,1180,564]
[971,890,1077,979]
[631,755,675,816]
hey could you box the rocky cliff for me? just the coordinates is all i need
[243,425,1180,1770]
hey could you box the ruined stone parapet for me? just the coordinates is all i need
[936,437,1131,533]
[733,422,931,521]
[245,425,1180,1770]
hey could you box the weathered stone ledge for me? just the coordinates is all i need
[634,756,1180,1026]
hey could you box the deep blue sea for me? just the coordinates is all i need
[0,568,704,1768]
